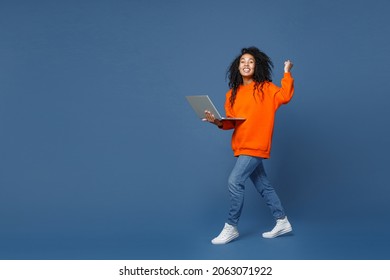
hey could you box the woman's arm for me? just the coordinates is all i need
[273,60,294,107]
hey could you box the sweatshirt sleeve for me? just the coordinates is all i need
[274,72,294,109]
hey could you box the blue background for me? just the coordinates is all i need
[1,0,389,259]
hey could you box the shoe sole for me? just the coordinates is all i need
[211,233,239,245]
[262,226,292,239]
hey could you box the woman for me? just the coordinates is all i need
[205,47,294,245]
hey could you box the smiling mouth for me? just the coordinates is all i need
[243,68,251,73]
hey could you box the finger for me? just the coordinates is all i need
[204,111,215,120]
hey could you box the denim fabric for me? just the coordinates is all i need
[227,155,286,226]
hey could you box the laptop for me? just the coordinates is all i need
[186,95,245,121]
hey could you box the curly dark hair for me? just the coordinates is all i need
[227,47,274,107]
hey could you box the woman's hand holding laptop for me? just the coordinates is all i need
[204,110,223,128]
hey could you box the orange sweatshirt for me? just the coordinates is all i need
[221,72,294,158]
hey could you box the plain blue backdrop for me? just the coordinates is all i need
[1,0,390,259]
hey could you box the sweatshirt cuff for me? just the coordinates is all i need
[284,72,292,77]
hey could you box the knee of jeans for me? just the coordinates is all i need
[256,181,273,197]
[228,175,244,192]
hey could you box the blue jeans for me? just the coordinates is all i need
[227,155,286,226]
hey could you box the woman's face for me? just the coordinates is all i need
[239,53,255,78]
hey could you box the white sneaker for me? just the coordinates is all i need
[211,223,239,245]
[262,217,292,238]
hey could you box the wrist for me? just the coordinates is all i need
[214,120,222,128]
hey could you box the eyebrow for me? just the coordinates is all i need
[240,58,255,61]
